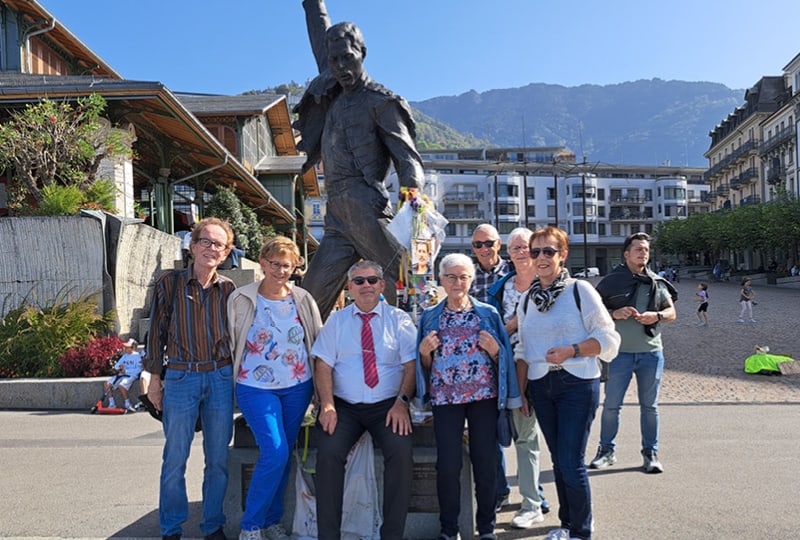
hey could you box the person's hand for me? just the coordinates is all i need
[520,399,530,417]
[318,403,337,435]
[505,315,518,336]
[611,306,639,320]
[419,331,439,368]
[386,400,412,436]
[147,382,163,411]
[633,311,660,325]
[545,346,572,365]
[478,330,500,362]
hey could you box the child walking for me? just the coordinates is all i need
[696,282,709,326]
[738,278,756,323]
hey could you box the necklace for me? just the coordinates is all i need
[446,299,472,312]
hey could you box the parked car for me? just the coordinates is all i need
[574,267,600,278]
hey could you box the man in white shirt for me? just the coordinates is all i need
[312,260,417,540]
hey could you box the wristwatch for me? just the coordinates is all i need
[397,394,410,405]
[657,311,663,321]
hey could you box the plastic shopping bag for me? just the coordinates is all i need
[292,453,318,540]
[341,432,382,540]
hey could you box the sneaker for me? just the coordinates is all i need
[738,318,745,323]
[749,319,757,323]
[511,508,545,528]
[544,529,570,540]
[437,534,460,540]
[541,496,551,514]
[107,399,116,408]
[696,322,706,327]
[262,524,289,540]
[494,494,510,512]
[589,446,616,469]
[477,534,497,540]
[239,530,262,540]
[643,450,664,474]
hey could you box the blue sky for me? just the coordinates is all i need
[46,0,800,103]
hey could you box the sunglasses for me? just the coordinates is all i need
[529,247,559,259]
[472,240,497,249]
[351,276,381,285]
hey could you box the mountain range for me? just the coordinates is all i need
[409,78,744,167]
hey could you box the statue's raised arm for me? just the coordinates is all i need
[302,0,331,73]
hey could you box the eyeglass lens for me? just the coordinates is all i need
[529,247,558,258]
[472,240,496,249]
[352,276,380,285]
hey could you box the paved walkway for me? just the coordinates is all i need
[1,278,799,539]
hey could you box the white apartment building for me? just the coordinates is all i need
[386,148,708,275]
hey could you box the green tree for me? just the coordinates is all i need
[205,186,275,259]
[0,94,132,214]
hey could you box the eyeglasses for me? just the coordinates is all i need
[351,276,381,285]
[509,245,529,254]
[472,240,497,249]
[529,247,559,259]
[442,274,472,283]
[266,260,294,272]
[196,237,228,251]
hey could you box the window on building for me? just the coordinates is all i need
[599,223,606,235]
[645,189,653,201]
[500,184,519,197]
[498,222,517,234]
[547,187,556,200]
[573,221,597,234]
[611,223,621,236]
[526,187,536,199]
[498,203,519,215]
[597,206,605,217]
[445,223,456,236]
[597,188,605,201]
[527,205,536,217]
[547,205,556,217]
[663,187,686,199]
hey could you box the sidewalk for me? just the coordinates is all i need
[1,278,799,539]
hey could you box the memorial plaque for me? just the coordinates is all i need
[408,461,439,513]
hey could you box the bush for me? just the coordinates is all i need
[37,179,117,216]
[0,289,115,378]
[58,335,124,377]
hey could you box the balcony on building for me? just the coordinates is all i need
[701,191,716,203]
[609,207,651,221]
[703,140,758,181]
[443,191,485,202]
[740,195,761,207]
[759,126,794,157]
[715,183,730,197]
[766,166,786,185]
[446,210,486,222]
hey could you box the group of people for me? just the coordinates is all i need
[142,215,678,540]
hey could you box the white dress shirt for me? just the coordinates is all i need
[312,302,417,404]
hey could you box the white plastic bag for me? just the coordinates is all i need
[292,433,382,540]
[292,454,318,540]
[341,432,382,540]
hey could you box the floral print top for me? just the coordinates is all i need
[429,307,497,406]
[237,295,310,389]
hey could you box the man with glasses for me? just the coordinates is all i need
[146,217,236,540]
[468,223,514,512]
[311,260,417,540]
[590,232,677,474]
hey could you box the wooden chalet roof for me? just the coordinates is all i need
[0,74,300,229]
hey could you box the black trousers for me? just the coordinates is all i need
[315,397,413,540]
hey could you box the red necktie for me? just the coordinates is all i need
[358,312,379,388]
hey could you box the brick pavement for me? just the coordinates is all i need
[656,277,800,403]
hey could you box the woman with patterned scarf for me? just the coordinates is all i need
[515,227,620,540]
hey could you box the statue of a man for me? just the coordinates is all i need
[294,0,424,319]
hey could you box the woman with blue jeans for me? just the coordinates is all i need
[227,236,323,540]
[417,253,521,540]
[515,227,620,540]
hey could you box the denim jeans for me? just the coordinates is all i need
[159,364,234,537]
[236,380,313,531]
[433,398,498,537]
[529,371,599,540]
[599,350,664,453]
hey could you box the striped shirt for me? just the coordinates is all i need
[145,267,235,375]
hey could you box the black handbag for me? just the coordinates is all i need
[496,408,518,447]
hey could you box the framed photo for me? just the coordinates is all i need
[411,238,432,276]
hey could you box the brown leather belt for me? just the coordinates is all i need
[166,358,232,372]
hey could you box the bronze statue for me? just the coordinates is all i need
[294,0,424,319]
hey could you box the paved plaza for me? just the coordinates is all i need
[1,278,799,539]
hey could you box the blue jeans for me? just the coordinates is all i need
[159,364,234,537]
[433,398,498,537]
[236,380,313,531]
[530,371,599,540]
[599,351,664,453]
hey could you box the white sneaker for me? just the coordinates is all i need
[511,508,545,528]
[738,318,745,323]
[544,529,570,540]
[239,529,262,540]
[262,524,290,540]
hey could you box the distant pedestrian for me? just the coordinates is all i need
[695,283,709,326]
[738,278,756,323]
